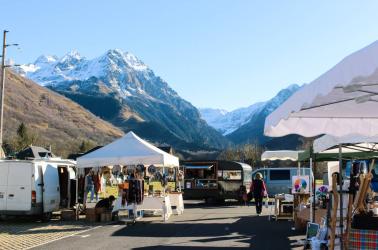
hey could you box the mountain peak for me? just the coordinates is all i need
[61,49,82,61]
[34,55,58,65]
[104,49,148,71]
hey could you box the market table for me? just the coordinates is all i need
[112,195,173,222]
[168,192,184,215]
[273,195,294,220]
[139,196,173,221]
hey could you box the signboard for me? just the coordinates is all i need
[292,175,310,193]
[306,222,320,239]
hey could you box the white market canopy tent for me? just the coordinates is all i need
[261,150,304,161]
[77,131,179,168]
[265,81,378,138]
[313,134,378,153]
[262,44,378,237]
[264,41,378,138]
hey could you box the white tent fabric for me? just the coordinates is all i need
[313,134,378,153]
[77,131,179,168]
[265,81,378,137]
[265,40,378,137]
[261,150,304,161]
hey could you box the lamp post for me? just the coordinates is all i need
[0,30,19,156]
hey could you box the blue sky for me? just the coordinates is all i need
[2,1,378,111]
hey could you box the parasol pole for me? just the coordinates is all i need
[338,144,344,250]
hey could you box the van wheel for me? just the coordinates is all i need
[41,212,52,222]
[0,215,7,221]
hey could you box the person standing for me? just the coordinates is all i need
[251,172,267,215]
[84,171,95,204]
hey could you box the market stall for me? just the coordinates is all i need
[264,78,378,249]
[76,131,182,222]
[261,150,307,221]
[309,135,378,249]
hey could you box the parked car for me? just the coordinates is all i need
[251,167,312,197]
[0,159,76,220]
[182,160,252,203]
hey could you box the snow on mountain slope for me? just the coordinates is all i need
[20,49,229,151]
[226,84,302,145]
[200,102,265,135]
[200,84,301,136]
[19,49,149,87]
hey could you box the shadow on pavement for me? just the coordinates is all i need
[111,215,302,249]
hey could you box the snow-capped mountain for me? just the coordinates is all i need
[199,101,266,135]
[226,84,302,146]
[20,49,229,151]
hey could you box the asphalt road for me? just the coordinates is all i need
[35,201,305,250]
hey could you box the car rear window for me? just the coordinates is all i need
[270,170,290,180]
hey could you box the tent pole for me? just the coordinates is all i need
[75,167,79,220]
[312,153,316,223]
[297,161,300,176]
[338,143,344,250]
[309,156,313,223]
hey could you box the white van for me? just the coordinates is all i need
[252,167,313,196]
[0,159,76,220]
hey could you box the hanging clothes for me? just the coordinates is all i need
[93,173,102,193]
[120,179,144,205]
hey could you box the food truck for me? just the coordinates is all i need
[182,160,252,203]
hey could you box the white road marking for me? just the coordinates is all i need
[80,234,90,238]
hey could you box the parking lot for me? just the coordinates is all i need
[0,201,306,250]
[0,217,98,250]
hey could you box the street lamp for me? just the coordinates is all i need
[0,30,19,158]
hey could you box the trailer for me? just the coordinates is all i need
[182,160,252,203]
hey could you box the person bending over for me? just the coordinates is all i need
[95,195,116,210]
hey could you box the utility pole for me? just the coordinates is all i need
[0,30,8,155]
[0,30,19,157]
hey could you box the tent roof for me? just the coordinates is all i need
[313,134,378,153]
[265,42,378,138]
[265,81,378,138]
[76,131,179,168]
[261,150,304,161]
[298,143,378,162]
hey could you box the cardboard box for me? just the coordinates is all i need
[100,212,112,222]
[86,208,96,215]
[86,213,98,223]
[95,207,105,215]
[61,210,76,221]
